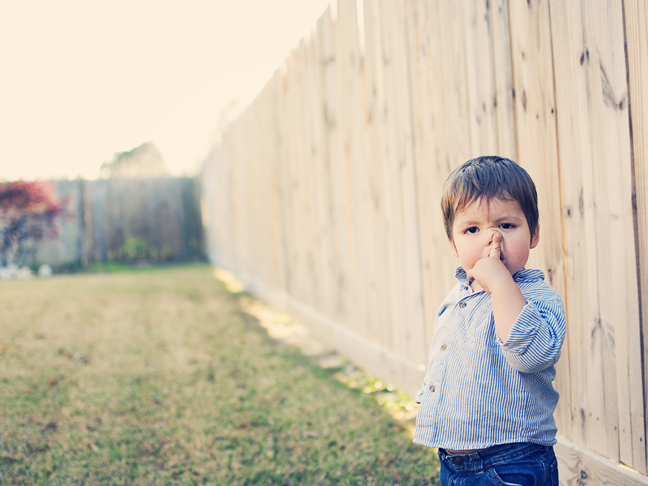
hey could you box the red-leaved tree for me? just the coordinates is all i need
[0,181,67,267]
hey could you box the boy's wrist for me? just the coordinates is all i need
[489,273,518,295]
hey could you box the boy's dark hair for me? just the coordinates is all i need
[441,156,539,241]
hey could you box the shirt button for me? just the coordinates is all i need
[458,301,466,309]
[441,344,447,351]
[429,384,436,392]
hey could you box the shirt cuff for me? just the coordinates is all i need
[499,301,541,354]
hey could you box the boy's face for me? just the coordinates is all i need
[450,197,539,277]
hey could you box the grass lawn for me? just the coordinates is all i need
[0,264,439,485]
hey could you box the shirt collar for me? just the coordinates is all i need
[455,267,545,287]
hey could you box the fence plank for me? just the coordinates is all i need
[320,8,353,327]
[274,55,294,296]
[464,0,500,156]
[230,120,245,271]
[370,0,406,357]
[426,0,473,296]
[507,0,572,440]
[264,77,286,293]
[389,0,427,366]
[252,87,267,285]
[306,14,335,320]
[266,73,288,295]
[378,0,426,364]
[508,0,564,295]
[550,0,645,470]
[429,0,471,173]
[200,151,217,263]
[289,43,314,307]
[214,143,234,269]
[248,96,265,284]
[299,36,324,314]
[336,0,372,340]
[625,0,648,474]
[489,0,517,160]
[362,0,394,353]
[404,0,448,354]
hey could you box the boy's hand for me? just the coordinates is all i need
[466,233,512,294]
[468,232,528,342]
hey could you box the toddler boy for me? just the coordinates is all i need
[413,156,565,485]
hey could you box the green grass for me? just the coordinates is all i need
[0,264,439,485]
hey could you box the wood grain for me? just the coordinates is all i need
[624,0,648,474]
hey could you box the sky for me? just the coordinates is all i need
[0,0,332,181]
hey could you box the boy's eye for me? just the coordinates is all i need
[500,223,515,230]
[465,227,479,234]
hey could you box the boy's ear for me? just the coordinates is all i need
[530,223,540,249]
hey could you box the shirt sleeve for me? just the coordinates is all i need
[499,297,566,373]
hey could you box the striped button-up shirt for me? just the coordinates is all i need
[413,268,566,451]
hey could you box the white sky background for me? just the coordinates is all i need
[0,0,333,181]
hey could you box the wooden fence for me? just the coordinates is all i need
[200,1,648,483]
[36,178,204,268]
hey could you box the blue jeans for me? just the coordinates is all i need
[438,442,559,485]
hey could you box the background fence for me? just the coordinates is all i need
[36,177,204,269]
[201,0,648,483]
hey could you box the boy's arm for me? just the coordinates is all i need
[469,233,566,373]
[467,233,525,342]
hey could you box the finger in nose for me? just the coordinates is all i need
[485,229,499,245]
[487,231,502,246]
